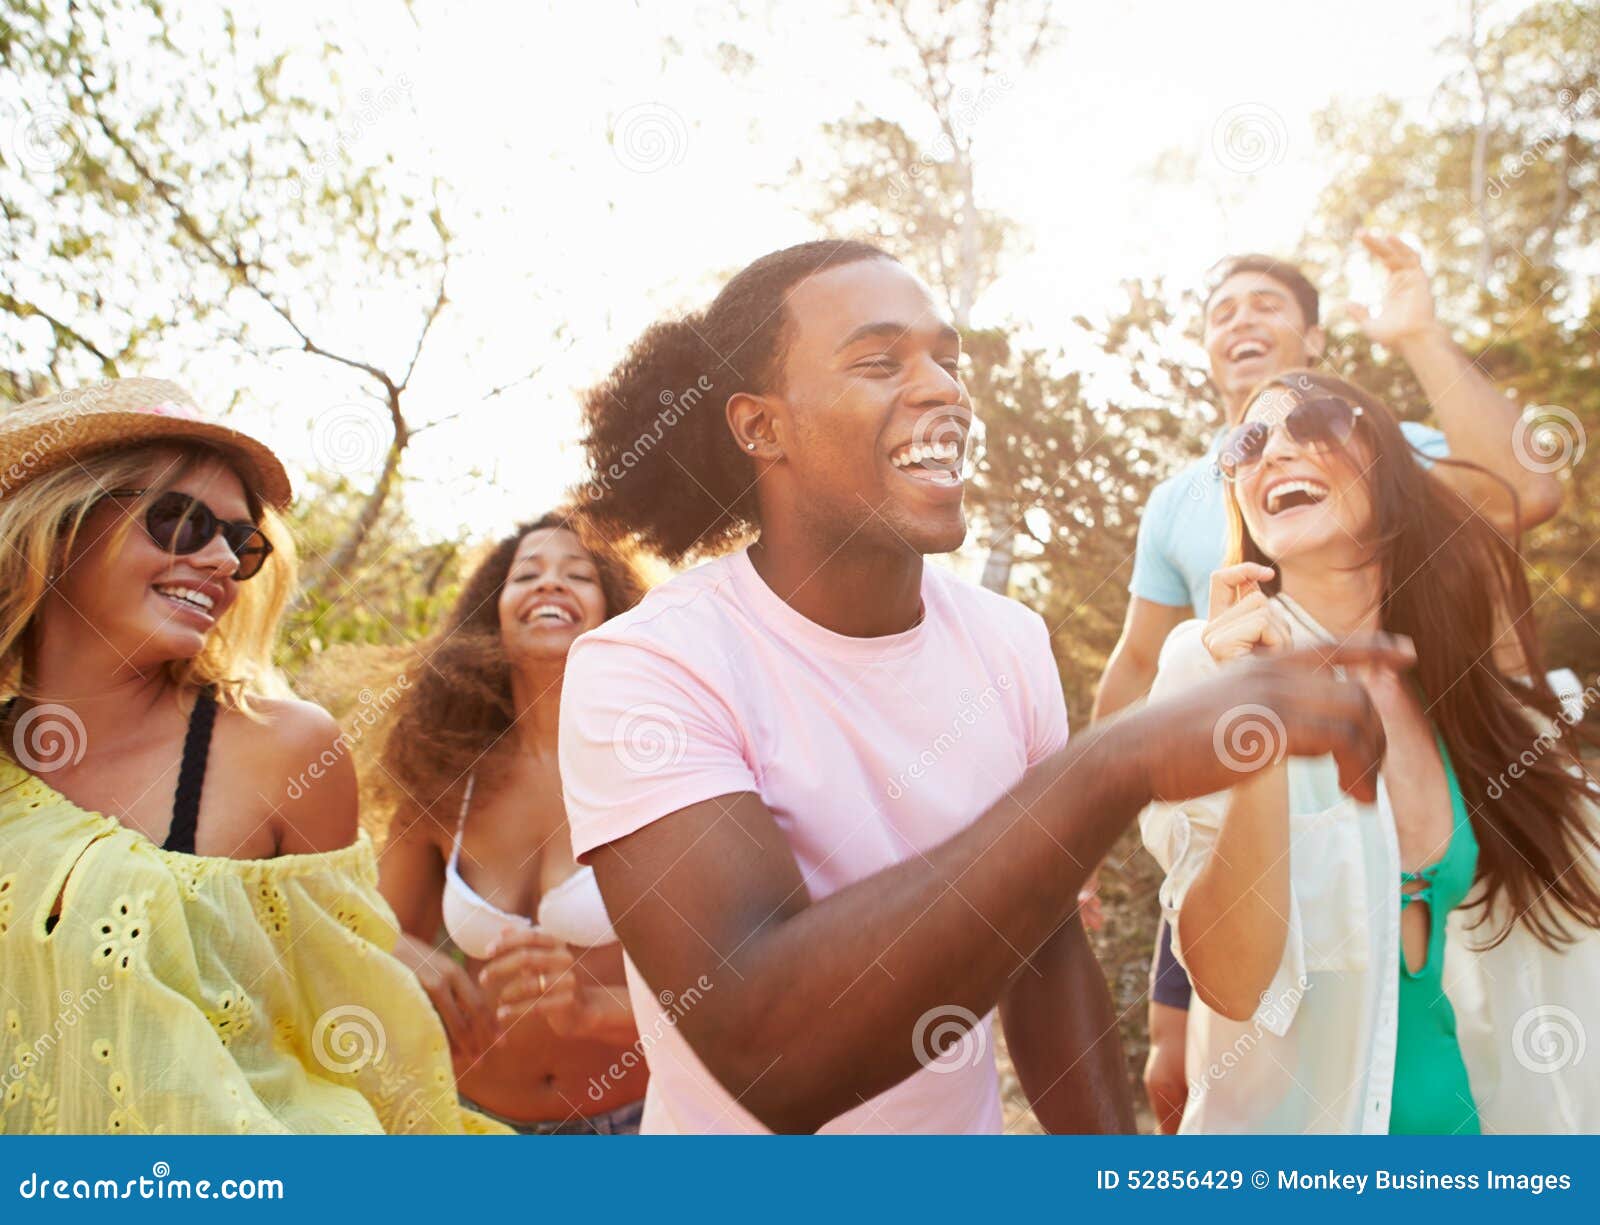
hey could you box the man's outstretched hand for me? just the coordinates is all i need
[1126,634,1416,807]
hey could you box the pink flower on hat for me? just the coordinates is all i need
[142,400,204,421]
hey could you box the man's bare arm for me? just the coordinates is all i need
[591,641,1407,1133]
[1000,914,1136,1132]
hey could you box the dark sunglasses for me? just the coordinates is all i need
[1218,395,1365,479]
[103,489,274,581]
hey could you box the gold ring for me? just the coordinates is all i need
[538,972,548,994]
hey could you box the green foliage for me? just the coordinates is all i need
[1,0,441,389]
[804,113,1019,322]
[3,0,462,618]
[277,471,465,680]
[1308,0,1600,686]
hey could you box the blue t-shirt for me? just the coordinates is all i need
[1129,421,1449,616]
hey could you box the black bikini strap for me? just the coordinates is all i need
[165,687,218,854]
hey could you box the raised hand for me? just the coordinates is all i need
[1344,230,1438,348]
[1131,634,1416,805]
[1200,563,1291,663]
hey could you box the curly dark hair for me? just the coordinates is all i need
[578,239,895,562]
[375,508,647,831]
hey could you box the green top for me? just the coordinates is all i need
[1389,730,1481,1135]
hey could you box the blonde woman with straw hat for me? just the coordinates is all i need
[0,377,505,1134]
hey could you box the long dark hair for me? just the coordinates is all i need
[375,508,647,831]
[579,239,894,562]
[1226,369,1600,948]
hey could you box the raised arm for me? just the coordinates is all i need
[588,640,1409,1133]
[1173,764,1291,1020]
[1151,568,1299,1020]
[1351,231,1563,534]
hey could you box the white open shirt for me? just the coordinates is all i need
[1140,597,1600,1134]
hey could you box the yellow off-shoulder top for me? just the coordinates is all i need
[0,757,507,1135]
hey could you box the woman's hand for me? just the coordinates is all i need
[1200,563,1290,663]
[392,931,499,1066]
[478,929,586,1032]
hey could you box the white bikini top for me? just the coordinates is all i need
[440,773,618,958]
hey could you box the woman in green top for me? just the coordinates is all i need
[1143,369,1600,1133]
[1392,730,1479,1134]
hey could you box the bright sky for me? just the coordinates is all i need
[149,0,1524,546]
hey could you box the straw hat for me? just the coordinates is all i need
[0,377,292,508]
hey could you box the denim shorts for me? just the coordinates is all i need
[460,1095,644,1136]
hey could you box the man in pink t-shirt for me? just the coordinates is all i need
[558,240,1413,1134]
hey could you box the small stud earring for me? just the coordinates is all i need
[746,442,756,451]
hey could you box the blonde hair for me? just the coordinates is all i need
[0,442,296,713]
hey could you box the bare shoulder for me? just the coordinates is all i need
[218,695,360,854]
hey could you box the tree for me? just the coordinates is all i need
[1,0,458,598]
[795,0,1058,593]
[279,470,465,673]
[1307,0,1600,687]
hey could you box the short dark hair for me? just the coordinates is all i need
[1203,254,1320,326]
[578,239,895,563]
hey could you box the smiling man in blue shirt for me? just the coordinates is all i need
[1091,231,1565,1133]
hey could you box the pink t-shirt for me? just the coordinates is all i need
[559,547,1069,1134]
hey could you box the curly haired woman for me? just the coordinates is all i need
[376,510,651,1134]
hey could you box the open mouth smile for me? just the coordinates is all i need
[1261,476,1330,516]
[522,600,578,627]
[153,582,221,623]
[888,439,963,488]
